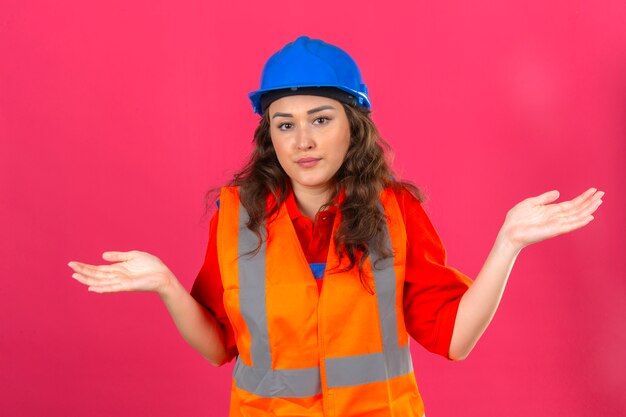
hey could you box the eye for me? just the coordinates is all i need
[278,122,293,131]
[313,116,331,125]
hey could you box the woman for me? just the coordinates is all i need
[68,36,604,416]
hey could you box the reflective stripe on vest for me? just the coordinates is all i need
[232,198,412,398]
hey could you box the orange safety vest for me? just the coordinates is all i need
[217,186,426,417]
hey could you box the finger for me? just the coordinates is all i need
[102,251,136,262]
[569,187,599,208]
[539,212,593,240]
[577,197,603,218]
[553,213,595,236]
[592,190,605,201]
[70,263,120,280]
[68,261,119,273]
[72,272,122,287]
[88,281,130,293]
[532,190,560,205]
[551,188,599,215]
[562,193,603,218]
[553,195,601,227]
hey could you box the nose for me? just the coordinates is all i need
[295,125,315,151]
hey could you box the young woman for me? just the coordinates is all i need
[68,36,604,416]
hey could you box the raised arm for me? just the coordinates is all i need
[448,187,604,360]
[68,250,234,367]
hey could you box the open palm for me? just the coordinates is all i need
[68,250,172,294]
[502,187,604,252]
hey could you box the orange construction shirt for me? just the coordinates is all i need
[191,186,472,362]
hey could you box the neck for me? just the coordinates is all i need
[291,183,333,221]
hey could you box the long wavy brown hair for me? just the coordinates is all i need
[204,101,425,291]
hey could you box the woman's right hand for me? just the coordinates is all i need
[68,250,173,295]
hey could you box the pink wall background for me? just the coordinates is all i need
[2,1,625,416]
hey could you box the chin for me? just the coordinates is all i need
[293,176,333,189]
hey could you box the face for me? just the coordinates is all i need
[268,95,351,195]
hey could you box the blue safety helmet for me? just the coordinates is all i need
[248,36,371,115]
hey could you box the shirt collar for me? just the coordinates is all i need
[284,186,343,221]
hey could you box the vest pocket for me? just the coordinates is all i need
[266,283,320,369]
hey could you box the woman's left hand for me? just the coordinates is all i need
[500,187,604,252]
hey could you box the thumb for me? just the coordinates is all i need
[102,251,135,262]
[532,190,560,205]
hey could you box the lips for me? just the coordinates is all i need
[296,157,321,167]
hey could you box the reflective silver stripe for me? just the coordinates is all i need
[233,356,322,398]
[369,209,401,351]
[234,199,411,398]
[238,204,271,370]
[371,202,412,379]
[325,345,413,388]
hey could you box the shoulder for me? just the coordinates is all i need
[383,182,426,217]
[220,185,240,195]
[216,186,241,207]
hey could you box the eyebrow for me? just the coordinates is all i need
[271,105,337,119]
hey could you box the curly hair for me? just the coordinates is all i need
[204,102,424,291]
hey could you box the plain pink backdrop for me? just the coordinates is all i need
[2,1,625,416]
